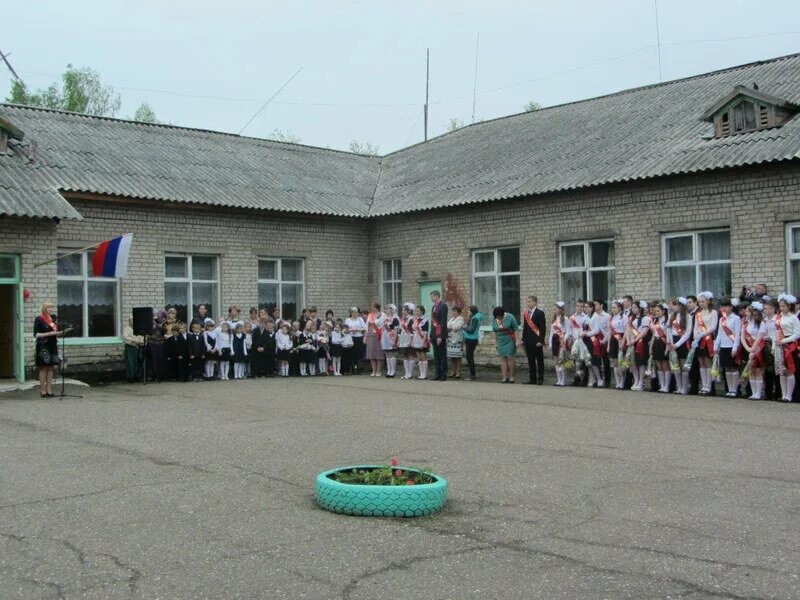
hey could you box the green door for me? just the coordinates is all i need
[419,281,442,357]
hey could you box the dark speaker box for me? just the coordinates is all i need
[132,307,154,336]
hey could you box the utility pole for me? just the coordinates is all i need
[472,33,480,123]
[654,0,663,82]
[424,48,430,142]
[0,48,21,82]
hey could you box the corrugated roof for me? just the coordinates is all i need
[0,106,381,218]
[0,139,82,220]
[372,53,800,215]
[1,53,799,221]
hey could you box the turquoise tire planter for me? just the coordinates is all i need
[315,466,448,517]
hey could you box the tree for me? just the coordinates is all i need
[268,129,302,144]
[348,140,379,155]
[444,117,465,133]
[132,102,160,123]
[523,101,542,112]
[6,64,121,117]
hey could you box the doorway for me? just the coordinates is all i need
[0,254,23,382]
[419,281,442,357]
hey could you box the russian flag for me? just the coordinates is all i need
[91,234,133,278]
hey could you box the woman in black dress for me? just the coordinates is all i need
[33,302,62,397]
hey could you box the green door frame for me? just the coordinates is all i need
[0,254,24,382]
[419,281,442,358]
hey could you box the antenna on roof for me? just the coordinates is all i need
[424,49,430,141]
[471,33,480,123]
[238,67,303,135]
[653,0,663,82]
[0,48,21,82]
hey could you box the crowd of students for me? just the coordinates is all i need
[121,286,800,403]
[542,289,800,402]
[122,300,483,383]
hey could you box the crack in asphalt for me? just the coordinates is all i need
[0,416,213,475]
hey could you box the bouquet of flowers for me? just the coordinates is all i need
[558,347,573,370]
[645,356,656,378]
[683,347,696,371]
[620,346,634,370]
[739,358,752,382]
[570,339,591,367]
[668,350,681,373]
[710,354,721,380]
[774,345,786,376]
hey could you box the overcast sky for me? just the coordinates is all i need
[2,0,799,153]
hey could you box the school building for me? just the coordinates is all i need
[1,53,800,381]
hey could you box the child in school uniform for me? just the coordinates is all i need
[276,323,293,377]
[341,324,354,375]
[214,321,233,380]
[173,322,190,382]
[232,322,248,379]
[381,304,401,378]
[250,319,268,378]
[398,303,415,379]
[188,321,206,382]
[202,318,217,380]
[164,323,178,381]
[330,321,344,376]
[299,321,318,376]
[264,321,277,377]
[411,306,430,380]
[244,323,253,378]
[290,321,302,376]
[317,323,331,375]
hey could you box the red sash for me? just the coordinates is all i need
[383,317,398,346]
[775,314,797,374]
[413,318,429,345]
[742,320,763,354]
[695,311,715,356]
[524,310,540,337]
[431,302,443,337]
[671,317,691,349]
[720,316,736,342]
[551,319,565,340]
[653,320,668,341]
[400,317,413,335]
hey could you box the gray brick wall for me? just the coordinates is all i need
[3,162,800,374]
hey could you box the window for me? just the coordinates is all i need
[381,259,402,306]
[662,229,731,298]
[57,250,120,338]
[257,258,304,321]
[472,247,520,326]
[787,223,800,295]
[164,255,219,323]
[559,239,615,310]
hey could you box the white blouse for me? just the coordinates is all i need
[345,317,367,338]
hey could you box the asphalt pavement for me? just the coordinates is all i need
[0,375,798,599]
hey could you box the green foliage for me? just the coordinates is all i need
[330,466,435,486]
[444,117,465,133]
[6,64,121,117]
[132,102,160,123]
[348,139,380,155]
[523,100,542,112]
[268,128,302,144]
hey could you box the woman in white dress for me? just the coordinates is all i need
[446,306,465,379]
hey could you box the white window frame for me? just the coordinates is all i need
[786,223,800,295]
[257,257,305,320]
[164,254,220,321]
[56,250,121,339]
[471,247,520,329]
[381,259,402,306]
[661,228,731,296]
[558,238,615,303]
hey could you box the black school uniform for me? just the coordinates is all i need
[300,332,317,366]
[250,326,268,377]
[172,333,190,382]
[290,332,302,375]
[187,332,205,380]
[232,333,248,363]
[264,330,277,377]
[164,335,177,380]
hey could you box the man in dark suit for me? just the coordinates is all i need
[429,290,448,381]
[521,295,546,384]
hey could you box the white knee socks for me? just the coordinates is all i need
[204,360,215,379]
[387,357,397,376]
[785,374,795,400]
[219,361,229,380]
[749,377,762,399]
[555,366,564,386]
[418,361,428,379]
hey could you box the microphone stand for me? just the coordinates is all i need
[56,316,83,400]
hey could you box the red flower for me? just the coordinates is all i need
[389,457,399,467]
[394,469,402,477]
[406,479,416,485]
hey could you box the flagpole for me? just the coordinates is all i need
[33,233,133,269]
[33,241,105,269]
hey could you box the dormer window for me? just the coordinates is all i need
[0,117,24,154]
[703,85,798,138]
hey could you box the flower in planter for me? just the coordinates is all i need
[406,479,416,485]
[390,457,399,466]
